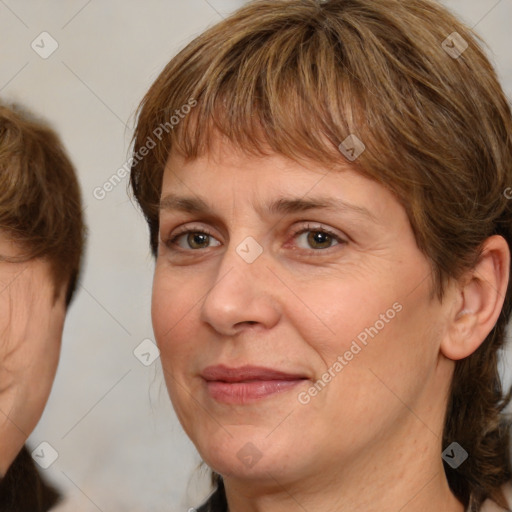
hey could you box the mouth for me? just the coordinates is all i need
[201,365,308,404]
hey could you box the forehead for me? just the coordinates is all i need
[160,140,402,228]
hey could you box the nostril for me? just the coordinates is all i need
[234,320,258,329]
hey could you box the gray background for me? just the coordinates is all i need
[0,1,511,511]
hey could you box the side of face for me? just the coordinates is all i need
[151,137,455,486]
[0,236,66,475]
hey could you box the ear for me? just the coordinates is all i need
[441,235,510,361]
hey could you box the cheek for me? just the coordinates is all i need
[316,287,438,423]
[286,275,401,362]
[31,306,65,392]
[293,267,437,403]
[151,271,206,435]
[46,312,65,370]
[152,268,182,340]
[151,268,203,367]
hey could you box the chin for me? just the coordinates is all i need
[195,429,305,483]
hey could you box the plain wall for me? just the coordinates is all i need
[0,1,511,510]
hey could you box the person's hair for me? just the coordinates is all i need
[129,0,512,509]
[0,102,85,306]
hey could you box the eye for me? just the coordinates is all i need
[166,227,221,251]
[290,223,345,251]
[163,223,346,253]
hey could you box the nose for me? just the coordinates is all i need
[199,240,281,336]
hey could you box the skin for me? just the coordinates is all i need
[0,235,66,477]
[152,133,509,512]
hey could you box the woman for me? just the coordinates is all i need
[129,0,512,510]
[0,103,85,510]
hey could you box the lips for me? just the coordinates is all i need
[201,365,308,404]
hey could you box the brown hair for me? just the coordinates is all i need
[129,0,512,509]
[0,103,85,305]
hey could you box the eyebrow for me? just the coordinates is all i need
[159,193,378,223]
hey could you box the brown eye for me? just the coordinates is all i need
[292,224,345,252]
[185,232,210,249]
[167,229,221,251]
[305,231,334,250]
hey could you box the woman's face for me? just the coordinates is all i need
[152,136,451,486]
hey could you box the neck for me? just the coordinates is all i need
[222,415,465,512]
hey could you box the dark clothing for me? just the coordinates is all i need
[0,446,60,512]
[196,478,228,512]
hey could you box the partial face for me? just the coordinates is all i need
[0,236,66,468]
[152,136,449,485]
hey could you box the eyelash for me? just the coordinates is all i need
[165,223,346,254]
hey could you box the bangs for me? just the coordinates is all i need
[137,13,371,174]
[173,30,361,168]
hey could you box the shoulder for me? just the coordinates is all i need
[479,481,512,512]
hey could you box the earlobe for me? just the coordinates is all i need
[440,235,510,361]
